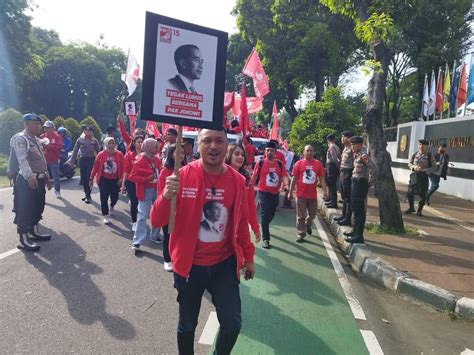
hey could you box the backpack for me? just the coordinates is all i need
[254,158,283,185]
[7,133,30,178]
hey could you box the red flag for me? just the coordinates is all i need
[242,48,270,98]
[457,63,467,108]
[146,121,160,138]
[232,96,263,116]
[435,69,443,113]
[223,92,234,129]
[270,101,279,140]
[128,115,136,136]
[239,84,249,137]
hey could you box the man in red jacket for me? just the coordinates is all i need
[40,121,63,198]
[150,129,255,355]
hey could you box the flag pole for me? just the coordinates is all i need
[420,73,426,121]
[451,60,457,118]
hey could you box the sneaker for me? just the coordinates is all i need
[131,243,140,251]
[164,262,173,272]
[81,196,86,201]
[405,208,416,214]
[85,197,91,204]
[307,226,312,235]
[103,216,110,224]
[109,205,114,216]
[262,240,270,249]
[54,190,61,199]
[131,222,137,232]
[150,235,163,244]
[296,235,304,243]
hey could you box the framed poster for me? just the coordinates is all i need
[124,101,137,116]
[141,12,228,130]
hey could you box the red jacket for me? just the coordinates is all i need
[246,183,259,235]
[128,154,161,201]
[150,161,255,279]
[40,131,63,164]
[90,150,124,184]
[124,150,139,176]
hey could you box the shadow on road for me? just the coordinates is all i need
[22,229,136,341]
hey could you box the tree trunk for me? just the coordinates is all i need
[285,81,299,120]
[365,41,404,232]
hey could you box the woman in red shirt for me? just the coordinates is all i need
[225,143,261,243]
[158,143,187,271]
[121,135,144,231]
[128,138,162,252]
[89,137,124,224]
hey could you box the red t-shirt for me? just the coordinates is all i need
[275,150,287,167]
[254,159,288,194]
[124,151,139,175]
[142,156,161,189]
[101,152,120,179]
[292,159,325,199]
[193,168,236,266]
[245,143,257,166]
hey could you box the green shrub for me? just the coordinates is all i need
[64,117,82,142]
[0,153,8,175]
[0,109,24,154]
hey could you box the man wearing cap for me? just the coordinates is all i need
[406,139,436,216]
[8,114,53,252]
[68,125,100,203]
[343,136,376,244]
[40,121,63,198]
[325,133,341,208]
[334,131,354,226]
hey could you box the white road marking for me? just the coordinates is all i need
[198,311,219,345]
[0,248,20,260]
[461,349,474,355]
[314,216,367,320]
[360,330,384,355]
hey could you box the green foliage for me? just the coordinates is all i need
[79,116,102,141]
[64,118,81,143]
[288,87,361,160]
[226,33,254,92]
[354,13,395,44]
[53,116,66,128]
[0,153,8,175]
[0,109,24,154]
[365,222,419,236]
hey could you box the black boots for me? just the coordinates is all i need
[29,225,51,241]
[18,233,40,252]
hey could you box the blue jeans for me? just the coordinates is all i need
[427,175,440,201]
[48,162,60,192]
[132,187,159,245]
[174,255,241,355]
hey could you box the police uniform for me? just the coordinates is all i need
[406,139,436,216]
[344,136,375,244]
[334,131,354,225]
[325,134,341,208]
[11,114,52,252]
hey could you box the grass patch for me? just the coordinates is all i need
[365,222,420,237]
[0,175,11,188]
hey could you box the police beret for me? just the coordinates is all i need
[326,134,336,141]
[106,126,115,133]
[418,139,428,145]
[341,131,354,137]
[350,136,364,144]
[23,113,42,123]
[266,141,278,149]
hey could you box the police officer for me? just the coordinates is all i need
[334,131,354,226]
[324,133,341,208]
[10,113,52,252]
[343,136,376,244]
[406,139,436,216]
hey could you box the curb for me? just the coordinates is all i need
[317,195,474,320]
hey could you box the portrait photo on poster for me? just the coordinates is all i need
[141,12,228,130]
[124,101,136,116]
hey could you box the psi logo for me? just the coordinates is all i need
[159,27,172,44]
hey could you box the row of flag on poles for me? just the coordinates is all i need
[422,58,474,119]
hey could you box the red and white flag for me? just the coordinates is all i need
[239,84,249,137]
[146,120,161,138]
[161,122,175,138]
[270,101,279,140]
[242,48,270,98]
[121,51,140,97]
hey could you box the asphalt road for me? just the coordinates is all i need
[0,179,473,354]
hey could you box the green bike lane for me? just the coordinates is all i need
[228,208,370,354]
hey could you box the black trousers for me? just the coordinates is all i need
[80,157,95,198]
[14,175,46,234]
[351,178,368,236]
[174,256,241,355]
[340,169,353,220]
[125,179,138,223]
[325,162,339,205]
[98,177,119,216]
[407,172,429,209]
[258,191,280,241]
[162,225,171,263]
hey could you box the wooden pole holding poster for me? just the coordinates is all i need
[168,125,183,233]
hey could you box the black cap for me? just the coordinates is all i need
[106,126,115,133]
[167,128,178,136]
[342,131,354,138]
[419,139,428,145]
[326,133,336,141]
[81,124,91,131]
[266,141,278,149]
[182,138,194,145]
[350,136,363,144]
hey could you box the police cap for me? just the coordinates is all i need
[326,133,336,141]
[341,131,354,138]
[23,113,42,123]
[350,136,364,144]
[418,139,428,145]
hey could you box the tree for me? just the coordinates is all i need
[79,116,102,141]
[53,116,66,128]
[321,0,405,231]
[0,109,24,154]
[289,87,361,160]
